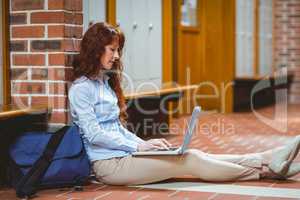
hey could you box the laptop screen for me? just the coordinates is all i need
[179,106,201,153]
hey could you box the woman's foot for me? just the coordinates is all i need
[284,163,300,178]
[268,135,300,176]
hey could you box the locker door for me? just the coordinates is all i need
[116,0,134,89]
[83,0,106,32]
[131,0,149,88]
[117,0,163,90]
[147,0,162,87]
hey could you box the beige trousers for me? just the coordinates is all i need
[93,149,267,185]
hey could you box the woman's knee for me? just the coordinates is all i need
[183,149,207,164]
[184,149,206,158]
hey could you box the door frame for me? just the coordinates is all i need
[1,0,10,105]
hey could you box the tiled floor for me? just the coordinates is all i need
[1,104,300,200]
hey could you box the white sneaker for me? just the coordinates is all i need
[269,135,300,175]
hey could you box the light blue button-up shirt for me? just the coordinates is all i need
[68,75,144,162]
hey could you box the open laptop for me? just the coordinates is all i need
[132,106,201,156]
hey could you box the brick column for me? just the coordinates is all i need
[274,0,300,104]
[10,0,82,124]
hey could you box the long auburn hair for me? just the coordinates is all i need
[72,22,128,124]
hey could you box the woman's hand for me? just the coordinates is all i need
[137,138,172,152]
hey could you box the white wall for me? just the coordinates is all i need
[0,0,3,104]
[83,0,106,33]
[116,0,162,92]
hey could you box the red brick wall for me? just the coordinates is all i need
[10,0,83,124]
[274,0,300,104]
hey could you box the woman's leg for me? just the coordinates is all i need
[204,151,266,168]
[93,149,261,186]
[207,136,300,172]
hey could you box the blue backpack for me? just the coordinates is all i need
[8,125,91,198]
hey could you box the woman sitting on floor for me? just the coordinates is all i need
[68,22,300,185]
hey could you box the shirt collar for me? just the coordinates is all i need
[73,74,110,85]
[96,74,110,84]
[73,76,88,84]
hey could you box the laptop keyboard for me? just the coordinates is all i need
[155,147,179,151]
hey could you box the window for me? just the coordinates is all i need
[235,0,273,77]
[180,0,198,27]
[259,0,273,75]
[236,0,255,77]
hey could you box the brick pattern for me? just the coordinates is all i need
[10,0,83,124]
[274,0,300,104]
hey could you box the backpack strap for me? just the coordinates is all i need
[7,156,24,188]
[16,126,70,198]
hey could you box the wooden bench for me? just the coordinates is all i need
[234,74,293,112]
[0,105,50,186]
[124,84,198,138]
